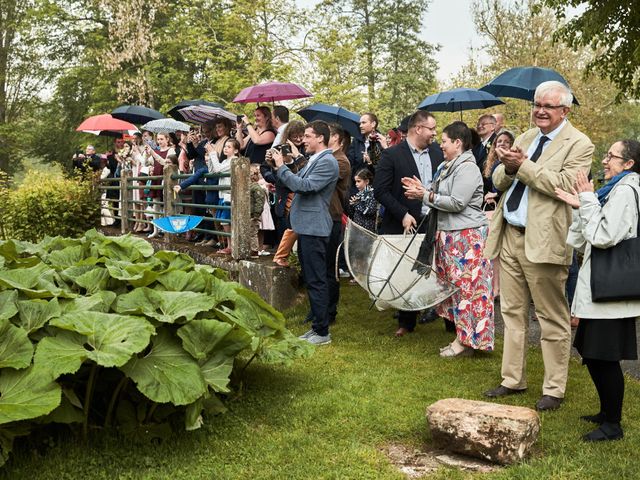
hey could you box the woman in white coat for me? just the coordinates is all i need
[556,139,640,442]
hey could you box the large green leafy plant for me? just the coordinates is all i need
[0,229,311,466]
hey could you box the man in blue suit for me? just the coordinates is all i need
[272,121,339,345]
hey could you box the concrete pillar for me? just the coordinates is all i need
[231,157,251,260]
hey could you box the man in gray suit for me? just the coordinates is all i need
[272,121,339,345]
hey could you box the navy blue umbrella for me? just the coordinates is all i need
[167,100,225,121]
[111,105,165,125]
[480,66,579,105]
[417,88,505,114]
[297,103,363,140]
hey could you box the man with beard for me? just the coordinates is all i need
[373,110,444,337]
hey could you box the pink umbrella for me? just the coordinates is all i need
[233,81,312,103]
[76,114,138,134]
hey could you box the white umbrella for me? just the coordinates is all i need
[141,118,191,133]
[178,105,237,123]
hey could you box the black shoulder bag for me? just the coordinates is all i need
[590,185,640,302]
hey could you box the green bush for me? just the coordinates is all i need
[2,170,100,242]
[0,230,312,467]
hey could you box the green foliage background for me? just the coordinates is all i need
[1,171,100,242]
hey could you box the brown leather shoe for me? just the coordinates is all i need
[535,395,563,411]
[394,327,412,337]
[483,385,527,398]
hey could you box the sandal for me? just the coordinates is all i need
[439,344,474,358]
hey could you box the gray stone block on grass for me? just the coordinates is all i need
[426,398,540,465]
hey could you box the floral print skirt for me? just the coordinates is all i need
[435,226,494,351]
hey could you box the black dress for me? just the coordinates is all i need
[574,317,638,362]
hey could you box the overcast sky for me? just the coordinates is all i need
[296,0,484,82]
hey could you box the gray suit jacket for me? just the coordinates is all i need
[277,149,339,237]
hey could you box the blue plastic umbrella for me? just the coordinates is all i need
[152,215,204,234]
[297,103,363,140]
[417,88,505,114]
[480,66,579,105]
[111,105,165,125]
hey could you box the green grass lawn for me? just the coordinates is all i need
[2,282,639,479]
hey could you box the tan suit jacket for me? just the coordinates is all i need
[485,121,594,265]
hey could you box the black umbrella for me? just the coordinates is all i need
[167,100,225,121]
[479,66,579,105]
[111,105,165,125]
[297,103,363,140]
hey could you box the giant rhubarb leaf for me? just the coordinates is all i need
[15,298,61,334]
[35,312,155,376]
[120,329,206,405]
[0,318,33,369]
[114,287,217,323]
[177,319,233,360]
[0,366,61,425]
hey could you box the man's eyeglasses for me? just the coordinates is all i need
[416,124,436,132]
[603,152,630,162]
[532,103,567,111]
[476,122,494,128]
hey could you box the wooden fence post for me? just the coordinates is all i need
[230,157,251,260]
[120,170,131,234]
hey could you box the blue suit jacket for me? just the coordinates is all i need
[276,149,339,237]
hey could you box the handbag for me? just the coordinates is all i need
[590,184,640,302]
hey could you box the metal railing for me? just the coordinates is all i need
[99,158,253,259]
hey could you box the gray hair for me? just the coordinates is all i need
[534,80,573,107]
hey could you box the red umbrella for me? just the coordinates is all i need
[76,114,137,134]
[233,81,312,103]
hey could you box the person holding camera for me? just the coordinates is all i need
[271,121,339,345]
[73,145,102,172]
[236,106,277,165]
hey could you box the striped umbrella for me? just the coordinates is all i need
[177,105,237,124]
[141,118,191,133]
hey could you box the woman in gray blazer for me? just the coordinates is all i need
[556,139,640,442]
[403,121,494,357]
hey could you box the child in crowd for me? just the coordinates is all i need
[348,168,378,232]
[256,169,275,255]
[250,165,266,256]
[210,138,239,254]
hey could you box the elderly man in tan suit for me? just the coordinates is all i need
[483,81,594,411]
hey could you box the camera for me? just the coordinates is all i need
[237,115,243,123]
[273,143,291,156]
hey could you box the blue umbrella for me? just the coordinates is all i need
[167,100,225,121]
[297,103,363,140]
[417,88,505,114]
[111,105,165,125]
[480,66,579,105]
[152,215,204,234]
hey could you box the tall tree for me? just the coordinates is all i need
[543,0,640,100]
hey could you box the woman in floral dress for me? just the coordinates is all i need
[402,121,494,357]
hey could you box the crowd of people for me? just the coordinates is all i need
[74,80,639,442]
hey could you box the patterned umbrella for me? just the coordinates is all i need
[141,118,191,133]
[152,215,204,234]
[177,105,237,124]
[167,99,225,121]
[233,81,312,103]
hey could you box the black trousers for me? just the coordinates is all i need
[584,358,625,424]
[298,234,330,336]
[326,220,343,321]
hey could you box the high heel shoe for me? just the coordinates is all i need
[147,231,159,239]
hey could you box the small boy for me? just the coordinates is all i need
[249,165,266,255]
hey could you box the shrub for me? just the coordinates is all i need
[2,170,100,242]
[0,230,312,466]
